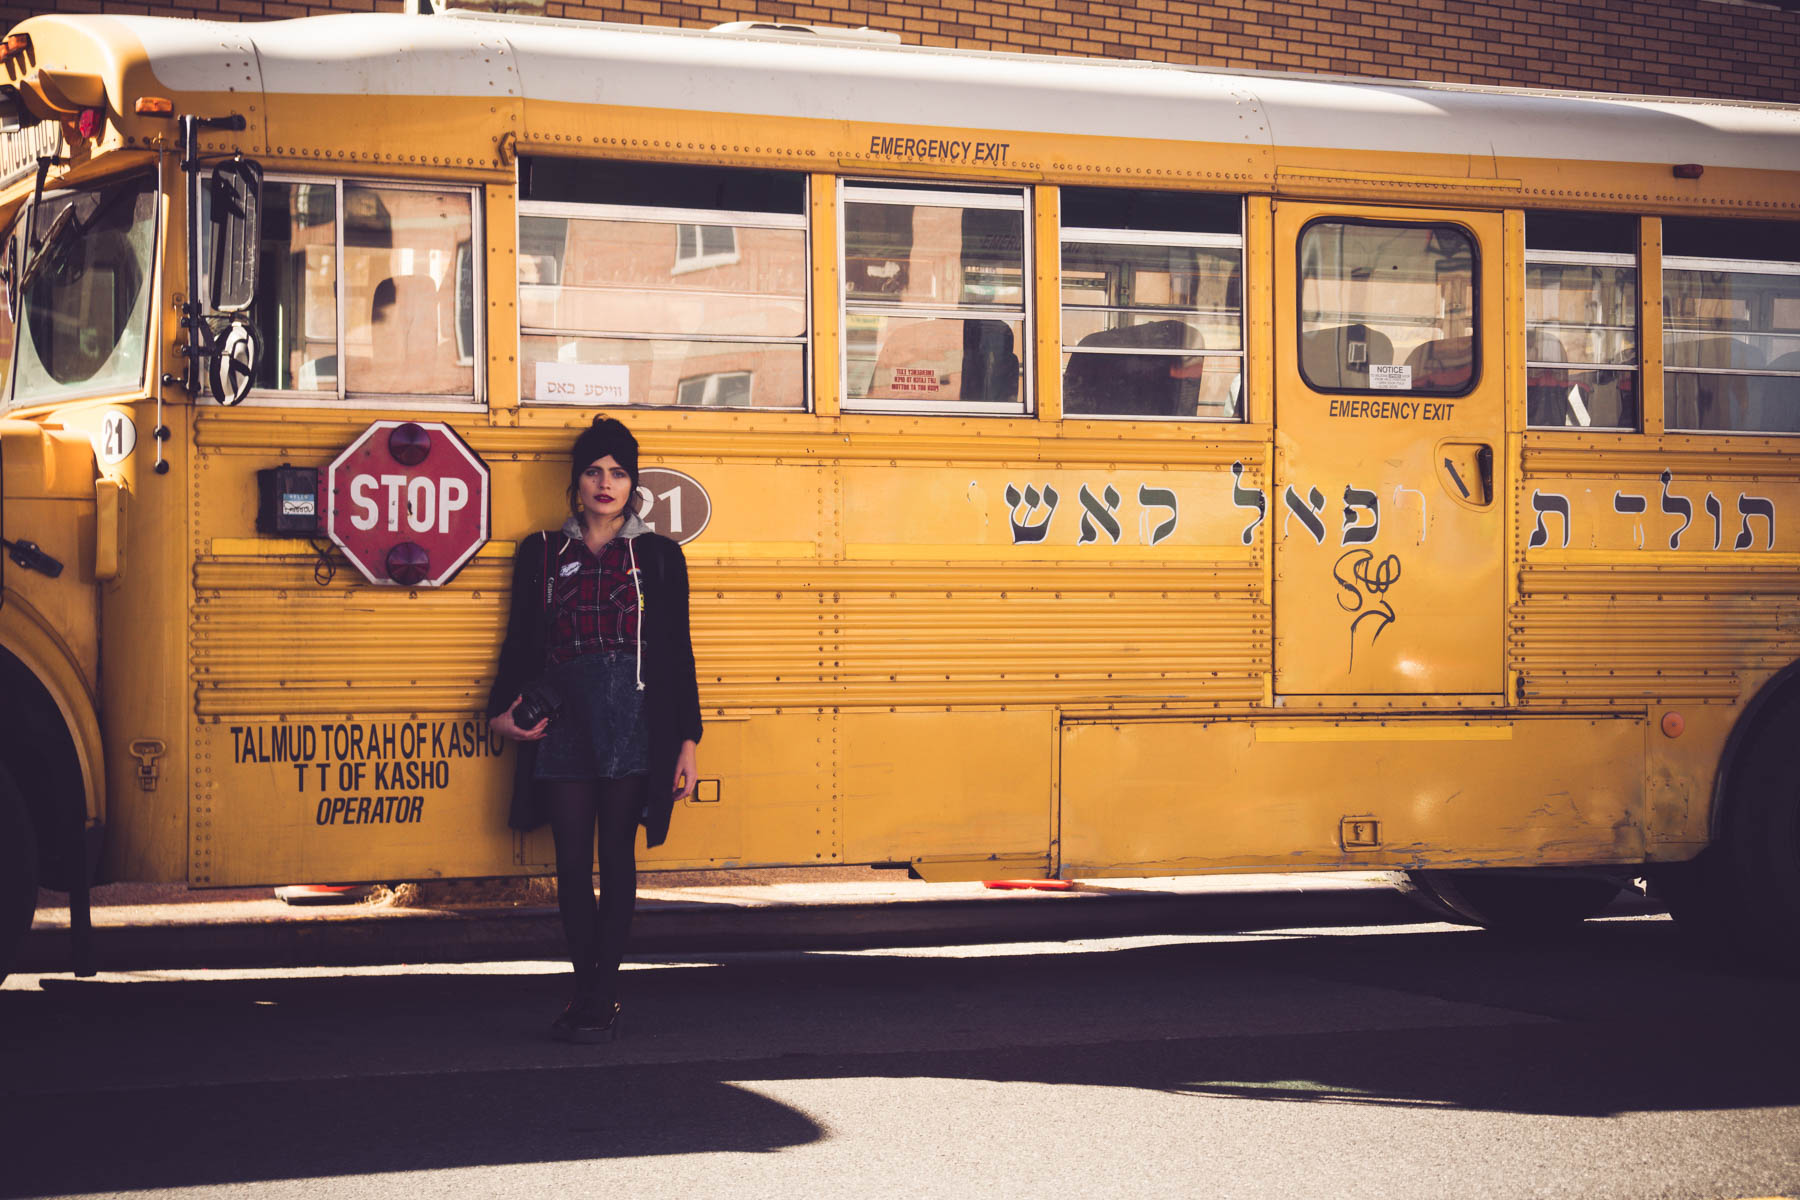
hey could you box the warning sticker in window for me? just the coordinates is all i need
[1368,364,1412,391]
[889,367,944,395]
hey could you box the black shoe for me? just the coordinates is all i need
[551,996,621,1044]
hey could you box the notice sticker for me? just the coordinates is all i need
[1368,364,1412,391]
[536,362,630,404]
[889,367,942,395]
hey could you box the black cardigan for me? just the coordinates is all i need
[485,530,703,848]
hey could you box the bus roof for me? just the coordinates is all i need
[21,11,1800,174]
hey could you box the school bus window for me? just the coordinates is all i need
[452,241,475,365]
[8,172,158,409]
[517,161,807,410]
[1524,211,1639,430]
[1060,187,1243,420]
[677,370,752,407]
[1297,221,1477,396]
[842,182,1027,414]
[674,224,739,273]
[1664,217,1800,435]
[251,179,479,403]
[522,157,806,215]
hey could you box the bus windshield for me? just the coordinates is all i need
[6,172,158,409]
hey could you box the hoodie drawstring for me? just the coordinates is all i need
[627,536,645,692]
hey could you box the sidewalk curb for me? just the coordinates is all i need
[18,886,1446,973]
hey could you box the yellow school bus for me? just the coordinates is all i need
[1,7,1797,976]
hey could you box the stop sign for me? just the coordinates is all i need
[327,420,490,587]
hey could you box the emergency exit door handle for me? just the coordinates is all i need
[1438,442,1494,507]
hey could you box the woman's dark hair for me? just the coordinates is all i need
[567,415,640,517]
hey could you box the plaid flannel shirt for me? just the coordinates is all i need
[545,534,640,666]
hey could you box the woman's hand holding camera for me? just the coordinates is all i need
[491,695,550,742]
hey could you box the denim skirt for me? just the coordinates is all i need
[532,650,649,781]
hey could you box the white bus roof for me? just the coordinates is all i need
[73,11,1800,172]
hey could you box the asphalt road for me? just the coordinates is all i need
[4,914,1798,1199]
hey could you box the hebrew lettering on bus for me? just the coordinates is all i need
[1003,480,1188,547]
[227,720,506,830]
[1736,493,1776,550]
[1005,483,1058,544]
[1528,490,1571,549]
[1659,470,1693,550]
[1283,485,1328,545]
[1137,486,1179,546]
[1341,486,1380,545]
[1534,471,1781,553]
[1077,484,1124,545]
[1230,461,1266,545]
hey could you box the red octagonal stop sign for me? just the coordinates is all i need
[327,420,490,587]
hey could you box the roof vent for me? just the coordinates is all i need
[709,21,902,45]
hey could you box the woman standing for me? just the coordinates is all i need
[487,416,702,1042]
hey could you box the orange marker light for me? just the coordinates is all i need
[0,33,30,63]
[1661,711,1685,738]
[134,96,174,117]
[75,107,102,139]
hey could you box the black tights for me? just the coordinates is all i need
[545,777,641,1001]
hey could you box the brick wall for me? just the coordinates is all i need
[8,0,1799,103]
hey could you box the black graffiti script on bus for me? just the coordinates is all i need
[1078,484,1124,545]
[1284,485,1328,545]
[1528,490,1571,549]
[1332,548,1404,671]
[1342,485,1380,545]
[1138,485,1179,546]
[1230,461,1266,545]
[1005,482,1059,544]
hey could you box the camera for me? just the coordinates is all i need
[513,680,562,728]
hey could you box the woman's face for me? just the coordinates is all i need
[578,455,633,524]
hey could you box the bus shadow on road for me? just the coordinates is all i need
[2,918,1797,1194]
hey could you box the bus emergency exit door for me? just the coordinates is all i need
[1271,203,1507,696]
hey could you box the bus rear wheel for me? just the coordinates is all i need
[1403,869,1623,934]
[1673,689,1800,970]
[0,762,37,985]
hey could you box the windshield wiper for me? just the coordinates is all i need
[16,201,73,293]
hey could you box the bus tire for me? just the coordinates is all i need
[1396,870,1476,925]
[1404,869,1623,934]
[1710,688,1800,969]
[0,761,37,985]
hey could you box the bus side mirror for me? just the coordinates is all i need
[0,85,36,135]
[207,158,262,314]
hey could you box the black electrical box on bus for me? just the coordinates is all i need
[256,465,320,535]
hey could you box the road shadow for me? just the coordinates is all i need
[2,918,1797,1195]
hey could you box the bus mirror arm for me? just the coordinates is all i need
[172,113,262,448]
